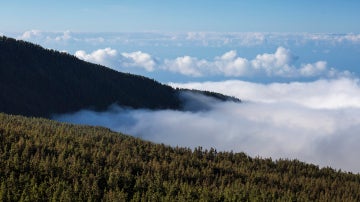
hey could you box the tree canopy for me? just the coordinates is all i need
[1,113,359,201]
[0,36,181,117]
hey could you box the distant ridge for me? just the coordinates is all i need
[0,36,187,117]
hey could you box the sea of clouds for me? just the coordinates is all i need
[14,29,360,172]
[55,77,360,173]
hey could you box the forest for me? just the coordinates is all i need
[0,36,177,117]
[0,36,239,118]
[1,113,360,201]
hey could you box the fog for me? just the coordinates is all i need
[54,78,360,173]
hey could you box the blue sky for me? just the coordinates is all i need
[1,0,360,32]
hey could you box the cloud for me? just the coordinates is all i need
[74,48,156,72]
[19,29,43,40]
[54,30,72,42]
[11,31,357,79]
[15,31,360,50]
[214,50,249,76]
[305,33,360,44]
[170,77,360,109]
[54,78,360,173]
[299,61,327,76]
[18,30,74,43]
[163,47,333,78]
[84,37,105,44]
[11,31,356,79]
[251,46,296,76]
[121,51,156,72]
[162,50,251,77]
[182,32,360,46]
[185,32,266,46]
[163,56,208,77]
[75,46,344,79]
[340,33,360,43]
[75,47,118,68]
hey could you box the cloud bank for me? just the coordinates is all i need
[19,30,74,43]
[8,30,357,80]
[16,30,360,47]
[75,46,345,78]
[164,47,333,77]
[170,77,360,109]
[55,77,360,173]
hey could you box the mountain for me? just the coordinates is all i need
[0,36,184,117]
[1,36,239,118]
[1,113,359,201]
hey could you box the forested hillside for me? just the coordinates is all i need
[1,113,359,201]
[0,36,181,117]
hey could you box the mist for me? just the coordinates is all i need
[54,78,360,173]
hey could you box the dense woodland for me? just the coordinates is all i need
[1,113,360,201]
[0,36,182,117]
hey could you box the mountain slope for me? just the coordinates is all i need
[0,36,181,117]
[1,113,360,201]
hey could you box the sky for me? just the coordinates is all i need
[1,0,360,33]
[2,1,360,172]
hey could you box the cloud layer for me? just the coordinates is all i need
[74,46,345,78]
[164,47,335,77]
[170,78,360,109]
[8,30,357,80]
[16,30,360,47]
[55,77,360,173]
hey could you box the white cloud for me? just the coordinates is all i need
[162,50,251,77]
[12,31,355,79]
[170,77,360,109]
[340,33,360,43]
[19,29,43,40]
[121,51,155,72]
[300,61,327,76]
[18,30,73,42]
[84,37,105,44]
[220,50,237,60]
[75,47,118,68]
[55,30,72,42]
[185,32,266,46]
[163,56,208,77]
[74,46,332,78]
[251,46,296,76]
[163,51,250,77]
[75,48,156,72]
[15,31,360,50]
[253,47,294,68]
[305,33,360,44]
[163,47,331,78]
[55,78,360,173]
[214,50,249,76]
[186,32,207,40]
